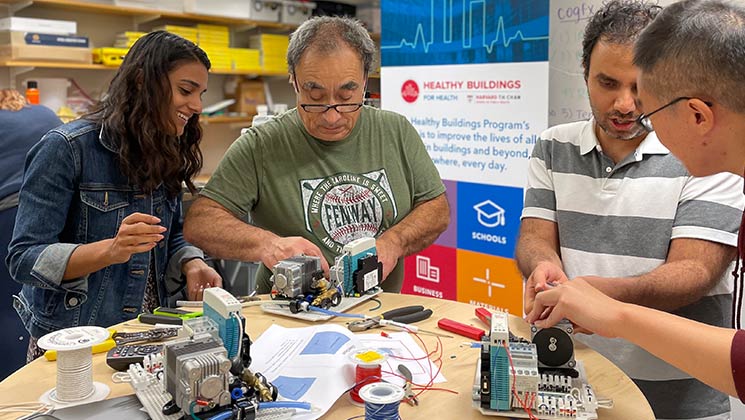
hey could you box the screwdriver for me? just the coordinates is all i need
[378,319,453,338]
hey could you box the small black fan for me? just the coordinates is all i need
[530,320,576,370]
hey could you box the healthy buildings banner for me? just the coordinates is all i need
[381,0,549,313]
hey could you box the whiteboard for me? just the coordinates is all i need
[548,0,677,126]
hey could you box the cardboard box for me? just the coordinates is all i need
[0,17,76,35]
[248,0,282,22]
[0,31,92,63]
[228,79,266,115]
[356,4,380,33]
[113,0,183,13]
[281,1,316,25]
[185,0,250,19]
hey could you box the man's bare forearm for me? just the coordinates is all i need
[515,218,563,278]
[183,197,277,262]
[377,194,449,258]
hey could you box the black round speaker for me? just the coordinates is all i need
[532,327,573,367]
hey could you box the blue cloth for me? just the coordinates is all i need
[6,118,204,339]
[0,105,61,204]
[0,105,60,378]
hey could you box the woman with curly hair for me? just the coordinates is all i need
[6,31,221,361]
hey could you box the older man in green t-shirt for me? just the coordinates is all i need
[184,16,449,294]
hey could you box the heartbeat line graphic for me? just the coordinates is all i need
[381,0,549,54]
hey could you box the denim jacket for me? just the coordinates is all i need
[6,119,203,338]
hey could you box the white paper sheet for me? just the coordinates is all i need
[249,325,447,419]
[249,324,358,420]
[356,331,447,386]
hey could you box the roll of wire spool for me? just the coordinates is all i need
[36,326,111,408]
[359,382,405,420]
[349,348,387,404]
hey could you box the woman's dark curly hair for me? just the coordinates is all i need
[87,31,211,197]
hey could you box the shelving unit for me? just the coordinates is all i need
[0,0,381,174]
[0,0,295,29]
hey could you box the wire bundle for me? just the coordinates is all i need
[54,347,95,402]
[358,383,404,420]
[349,348,386,404]
[36,326,110,409]
[351,364,382,403]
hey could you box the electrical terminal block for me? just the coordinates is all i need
[490,310,510,345]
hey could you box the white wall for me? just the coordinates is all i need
[548,0,677,126]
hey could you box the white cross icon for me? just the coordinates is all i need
[473,268,506,298]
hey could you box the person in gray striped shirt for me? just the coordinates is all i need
[516,1,745,419]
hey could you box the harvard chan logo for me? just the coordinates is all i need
[300,170,398,253]
[401,80,419,103]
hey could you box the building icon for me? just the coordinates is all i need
[473,200,505,228]
[415,255,440,283]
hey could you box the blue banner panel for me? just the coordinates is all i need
[456,181,523,258]
[381,0,549,66]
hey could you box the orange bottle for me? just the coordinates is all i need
[25,80,40,105]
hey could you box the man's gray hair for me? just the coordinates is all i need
[634,0,745,113]
[287,16,376,77]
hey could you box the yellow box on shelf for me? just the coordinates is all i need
[199,39,229,48]
[250,34,290,49]
[92,47,129,66]
[196,24,229,33]
[262,55,287,65]
[154,25,198,43]
[231,48,260,58]
[117,31,146,41]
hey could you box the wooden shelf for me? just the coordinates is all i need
[211,68,287,77]
[0,0,294,29]
[0,59,289,77]
[0,60,111,70]
[0,0,381,37]
[200,115,252,124]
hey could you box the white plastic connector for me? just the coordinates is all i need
[342,237,375,255]
[490,311,509,345]
[203,287,241,318]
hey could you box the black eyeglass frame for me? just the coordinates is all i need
[636,96,714,131]
[298,102,364,114]
[293,72,368,114]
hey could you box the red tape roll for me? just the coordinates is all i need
[350,364,382,403]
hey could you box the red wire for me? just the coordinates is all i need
[379,370,458,395]
[503,341,538,420]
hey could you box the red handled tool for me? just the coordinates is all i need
[437,318,485,340]
[475,307,492,326]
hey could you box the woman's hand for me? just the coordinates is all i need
[107,212,166,264]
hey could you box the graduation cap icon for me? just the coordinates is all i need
[473,200,506,228]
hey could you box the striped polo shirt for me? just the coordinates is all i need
[522,119,744,420]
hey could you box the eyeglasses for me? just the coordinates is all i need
[299,103,364,113]
[636,96,713,132]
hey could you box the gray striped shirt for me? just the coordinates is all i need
[522,120,744,420]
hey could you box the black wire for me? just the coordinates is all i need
[367,297,382,311]
[734,175,745,330]
[22,414,62,420]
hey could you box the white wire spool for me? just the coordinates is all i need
[36,326,111,408]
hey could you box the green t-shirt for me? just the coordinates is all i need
[201,106,446,293]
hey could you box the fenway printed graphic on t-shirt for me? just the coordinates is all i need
[301,170,398,253]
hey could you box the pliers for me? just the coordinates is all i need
[398,364,419,406]
[348,305,433,332]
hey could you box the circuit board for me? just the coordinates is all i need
[471,355,607,419]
